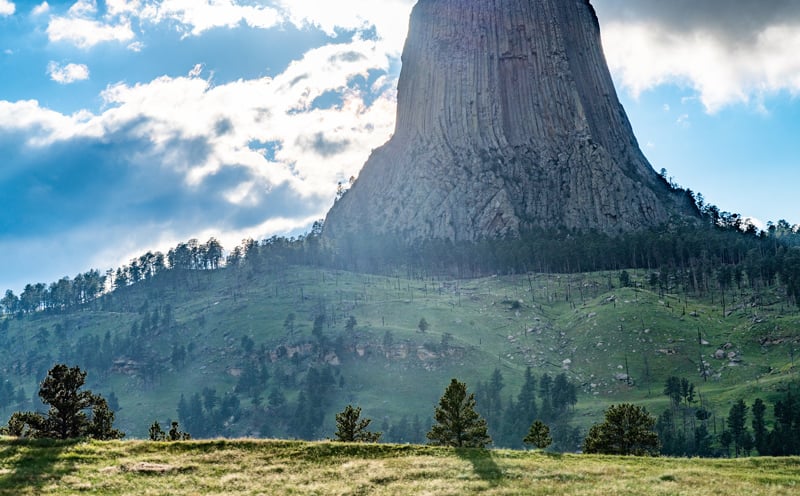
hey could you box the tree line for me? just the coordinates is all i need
[472,367,579,450]
[334,378,654,455]
[654,375,800,457]
[6,365,798,461]
[3,209,799,319]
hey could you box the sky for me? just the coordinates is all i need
[1,0,799,294]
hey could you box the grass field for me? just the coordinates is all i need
[0,438,798,495]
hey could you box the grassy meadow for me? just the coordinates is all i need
[0,438,798,495]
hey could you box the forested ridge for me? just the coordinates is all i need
[3,211,800,315]
[1,206,799,456]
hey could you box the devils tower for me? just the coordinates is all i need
[323,0,697,244]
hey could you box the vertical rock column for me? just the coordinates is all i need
[323,0,696,244]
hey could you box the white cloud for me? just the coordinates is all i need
[596,6,800,112]
[32,2,49,16]
[277,0,415,52]
[105,0,141,17]
[0,0,15,17]
[46,0,135,49]
[95,38,396,198]
[68,0,96,17]
[40,0,416,61]
[187,63,204,78]
[4,37,396,206]
[0,0,14,16]
[138,0,282,37]
[47,61,90,84]
[0,100,98,146]
[47,17,135,49]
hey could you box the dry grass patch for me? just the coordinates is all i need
[121,462,183,473]
[0,439,798,495]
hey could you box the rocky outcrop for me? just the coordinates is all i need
[323,0,697,244]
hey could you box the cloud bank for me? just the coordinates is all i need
[1,41,398,281]
[593,0,800,112]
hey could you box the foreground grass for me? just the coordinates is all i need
[1,438,798,495]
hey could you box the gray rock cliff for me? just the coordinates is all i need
[323,0,697,244]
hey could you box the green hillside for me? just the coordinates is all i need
[0,438,798,495]
[2,259,798,447]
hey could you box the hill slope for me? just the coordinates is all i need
[1,262,798,444]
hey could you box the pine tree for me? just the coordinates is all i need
[751,398,767,455]
[552,373,577,413]
[333,405,381,443]
[427,378,491,448]
[86,396,124,440]
[517,367,538,424]
[168,421,191,441]
[523,420,552,450]
[39,364,94,439]
[4,364,123,440]
[487,368,505,426]
[727,399,750,457]
[538,374,553,421]
[582,403,660,456]
[149,420,166,441]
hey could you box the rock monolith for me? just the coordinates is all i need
[324,0,697,244]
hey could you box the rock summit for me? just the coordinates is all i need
[324,0,697,244]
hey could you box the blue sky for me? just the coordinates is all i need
[1,0,799,294]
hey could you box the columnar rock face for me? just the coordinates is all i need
[323,0,697,244]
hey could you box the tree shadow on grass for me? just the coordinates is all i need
[454,448,503,486]
[0,438,80,494]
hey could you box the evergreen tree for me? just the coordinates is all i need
[333,405,381,443]
[168,421,191,440]
[551,373,577,413]
[4,411,46,437]
[694,423,713,457]
[751,398,767,455]
[498,367,539,448]
[770,390,800,455]
[523,420,552,450]
[655,409,682,456]
[663,376,682,408]
[4,364,122,440]
[149,420,166,441]
[583,404,660,456]
[388,415,410,443]
[538,374,553,420]
[720,430,733,457]
[38,364,94,439]
[517,367,538,423]
[487,368,505,425]
[726,399,750,457]
[86,396,124,440]
[427,378,491,448]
